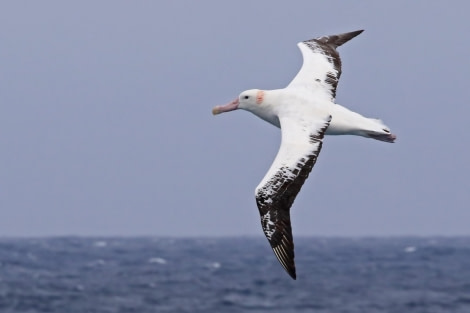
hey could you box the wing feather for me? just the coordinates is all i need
[287,30,363,100]
[255,114,331,279]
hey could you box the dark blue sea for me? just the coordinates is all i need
[1,237,469,313]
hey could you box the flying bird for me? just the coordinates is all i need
[212,30,396,280]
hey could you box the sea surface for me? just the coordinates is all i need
[0,237,469,313]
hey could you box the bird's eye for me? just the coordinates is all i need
[244,95,249,99]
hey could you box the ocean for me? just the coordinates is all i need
[0,237,469,313]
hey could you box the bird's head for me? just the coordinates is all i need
[212,89,266,115]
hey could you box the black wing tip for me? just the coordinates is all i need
[342,29,364,42]
[283,261,297,280]
[351,29,365,35]
[326,29,364,47]
[289,269,297,280]
[278,257,297,280]
[334,29,364,37]
[306,29,364,48]
[272,245,297,280]
[338,29,363,42]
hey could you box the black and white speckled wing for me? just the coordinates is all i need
[255,113,331,280]
[287,30,363,100]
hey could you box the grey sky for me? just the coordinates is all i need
[1,1,469,237]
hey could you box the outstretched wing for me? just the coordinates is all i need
[287,30,363,100]
[255,113,331,279]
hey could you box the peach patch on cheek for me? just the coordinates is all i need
[256,90,265,104]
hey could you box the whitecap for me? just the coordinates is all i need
[148,257,167,264]
[404,246,416,253]
[208,262,221,269]
[93,241,107,248]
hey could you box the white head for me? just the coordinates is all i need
[212,89,266,115]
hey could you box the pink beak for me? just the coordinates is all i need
[212,98,239,115]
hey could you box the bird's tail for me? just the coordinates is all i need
[365,131,396,143]
[363,118,396,143]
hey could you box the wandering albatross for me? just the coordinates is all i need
[212,30,396,280]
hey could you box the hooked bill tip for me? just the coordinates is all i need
[212,98,239,115]
[212,107,220,115]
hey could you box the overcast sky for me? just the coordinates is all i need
[1,1,469,237]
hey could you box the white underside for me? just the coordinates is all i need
[247,88,391,139]
[325,103,390,137]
